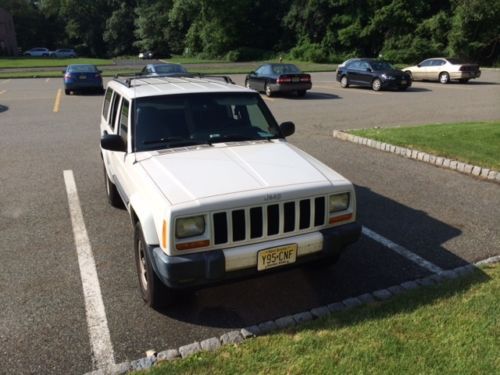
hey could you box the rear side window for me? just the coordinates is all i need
[109,93,122,132]
[119,99,130,146]
[102,88,113,120]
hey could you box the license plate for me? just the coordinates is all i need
[79,75,87,79]
[257,244,297,271]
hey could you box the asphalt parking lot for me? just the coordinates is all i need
[0,72,499,374]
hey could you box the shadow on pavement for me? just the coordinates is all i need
[0,104,8,113]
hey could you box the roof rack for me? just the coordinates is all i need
[112,73,235,88]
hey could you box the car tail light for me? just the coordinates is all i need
[300,74,311,82]
[64,73,72,79]
[277,76,292,84]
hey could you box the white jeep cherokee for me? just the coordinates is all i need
[100,75,361,309]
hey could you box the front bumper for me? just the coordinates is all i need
[381,78,411,89]
[148,222,361,289]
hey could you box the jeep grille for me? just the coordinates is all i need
[212,197,326,245]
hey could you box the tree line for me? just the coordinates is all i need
[2,0,499,65]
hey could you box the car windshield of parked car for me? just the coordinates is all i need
[271,64,301,75]
[370,61,394,71]
[133,93,281,151]
[68,65,98,73]
[154,65,187,74]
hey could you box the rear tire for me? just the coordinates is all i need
[372,78,382,91]
[103,164,123,208]
[340,75,349,88]
[134,222,177,309]
[439,72,450,84]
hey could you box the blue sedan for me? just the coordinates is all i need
[63,64,104,95]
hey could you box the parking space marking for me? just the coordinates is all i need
[45,78,51,83]
[53,89,62,112]
[0,90,6,95]
[63,170,115,371]
[0,79,10,85]
[362,226,443,273]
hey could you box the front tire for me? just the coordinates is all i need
[439,72,450,84]
[103,164,123,208]
[372,78,382,91]
[265,83,273,97]
[134,222,177,309]
[340,75,349,88]
[405,70,413,80]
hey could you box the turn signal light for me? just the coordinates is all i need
[162,220,168,249]
[329,213,353,224]
[176,240,210,251]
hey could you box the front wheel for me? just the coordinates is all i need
[245,79,251,89]
[372,78,382,91]
[264,83,273,97]
[439,72,450,84]
[404,71,413,80]
[340,75,349,88]
[134,222,177,309]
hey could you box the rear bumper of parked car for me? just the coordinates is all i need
[148,222,361,289]
[450,71,481,80]
[64,79,103,90]
[269,82,312,93]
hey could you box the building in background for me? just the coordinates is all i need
[0,8,18,56]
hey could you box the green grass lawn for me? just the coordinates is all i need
[0,57,114,69]
[142,264,499,375]
[350,122,500,170]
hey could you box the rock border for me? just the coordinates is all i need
[332,130,500,184]
[85,256,500,375]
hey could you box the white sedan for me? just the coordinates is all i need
[403,57,481,84]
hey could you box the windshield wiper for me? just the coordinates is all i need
[142,137,209,148]
[207,134,271,144]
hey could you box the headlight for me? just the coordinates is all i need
[175,216,205,238]
[381,73,395,80]
[329,193,350,213]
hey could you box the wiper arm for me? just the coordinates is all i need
[142,137,209,148]
[208,134,266,143]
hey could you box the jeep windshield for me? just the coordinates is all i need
[133,92,281,152]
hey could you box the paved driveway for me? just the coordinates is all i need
[0,72,498,374]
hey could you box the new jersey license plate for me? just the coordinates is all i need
[257,244,297,271]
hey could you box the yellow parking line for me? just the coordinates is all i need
[53,89,62,112]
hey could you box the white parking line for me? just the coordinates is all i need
[362,226,443,274]
[45,78,51,83]
[63,170,115,371]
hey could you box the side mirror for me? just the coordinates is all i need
[101,134,126,152]
[366,68,372,72]
[279,121,295,137]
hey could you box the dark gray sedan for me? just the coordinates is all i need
[245,63,312,97]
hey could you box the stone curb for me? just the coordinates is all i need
[332,130,500,184]
[89,256,500,375]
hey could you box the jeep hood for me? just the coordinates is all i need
[139,142,345,205]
